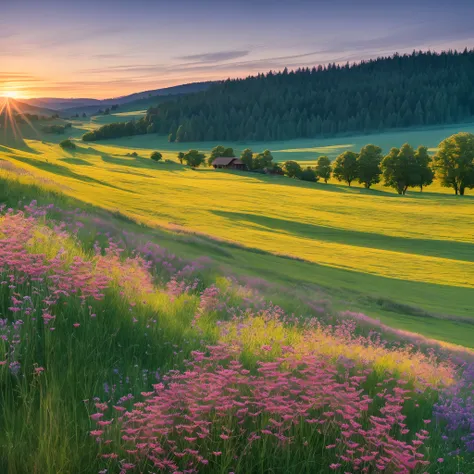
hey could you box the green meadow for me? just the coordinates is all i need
[1,115,474,347]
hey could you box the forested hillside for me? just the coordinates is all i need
[83,50,474,143]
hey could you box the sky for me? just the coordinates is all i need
[1,0,473,99]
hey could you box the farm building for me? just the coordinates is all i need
[212,157,246,170]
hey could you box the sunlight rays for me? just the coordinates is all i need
[0,97,41,146]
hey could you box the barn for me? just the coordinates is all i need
[212,157,246,170]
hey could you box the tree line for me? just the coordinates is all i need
[170,133,474,195]
[82,50,474,143]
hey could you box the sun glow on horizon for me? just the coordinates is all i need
[1,91,21,99]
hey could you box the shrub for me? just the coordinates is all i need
[283,160,302,178]
[151,151,162,162]
[300,166,319,182]
[59,139,76,150]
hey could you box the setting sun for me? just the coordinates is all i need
[2,91,20,99]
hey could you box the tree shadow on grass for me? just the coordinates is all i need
[400,188,474,201]
[9,155,139,194]
[212,170,474,199]
[209,169,402,196]
[212,210,474,263]
[100,154,185,172]
[60,157,93,166]
[72,145,105,156]
[0,137,42,155]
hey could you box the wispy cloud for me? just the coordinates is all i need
[177,50,250,63]
[0,73,42,83]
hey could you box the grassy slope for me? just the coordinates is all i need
[1,119,474,347]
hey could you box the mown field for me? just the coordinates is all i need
[1,116,473,347]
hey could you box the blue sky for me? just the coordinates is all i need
[1,0,473,98]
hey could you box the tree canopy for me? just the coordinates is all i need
[433,132,474,195]
[240,149,254,170]
[381,144,418,194]
[253,150,274,170]
[150,151,162,162]
[183,149,206,168]
[315,156,331,183]
[283,161,302,178]
[333,151,359,186]
[357,144,383,188]
[413,146,434,191]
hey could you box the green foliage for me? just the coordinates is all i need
[177,152,185,164]
[82,119,148,141]
[381,144,417,195]
[208,145,235,165]
[150,151,162,162]
[240,148,254,170]
[283,160,302,178]
[315,156,331,183]
[41,123,72,134]
[413,146,434,192]
[254,150,273,170]
[59,139,76,150]
[300,166,319,182]
[333,151,359,186]
[183,149,206,168]
[433,132,474,195]
[357,144,383,189]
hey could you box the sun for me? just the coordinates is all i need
[2,91,20,99]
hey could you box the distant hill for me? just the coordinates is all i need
[6,98,57,117]
[25,98,102,110]
[140,49,474,142]
[58,92,196,118]
[105,81,214,105]
[23,81,214,114]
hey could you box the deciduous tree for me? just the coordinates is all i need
[412,146,434,192]
[253,150,273,170]
[283,160,302,178]
[240,148,254,170]
[183,149,206,168]
[381,144,416,194]
[315,155,331,183]
[433,132,474,195]
[333,151,359,186]
[357,144,382,188]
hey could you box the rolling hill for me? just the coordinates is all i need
[22,81,214,114]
